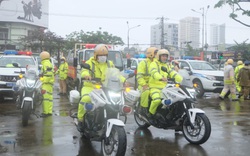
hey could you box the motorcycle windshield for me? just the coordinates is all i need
[25,65,38,80]
[103,68,123,92]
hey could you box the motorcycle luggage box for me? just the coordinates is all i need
[69,90,80,104]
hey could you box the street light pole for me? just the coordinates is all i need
[204,5,210,52]
[127,21,140,54]
[191,6,209,59]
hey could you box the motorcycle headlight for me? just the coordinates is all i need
[108,91,122,104]
[26,79,36,87]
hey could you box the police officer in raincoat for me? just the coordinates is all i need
[40,51,55,117]
[148,49,183,123]
[77,44,126,131]
[136,47,158,115]
[219,59,237,101]
[237,60,250,100]
[55,57,68,96]
[234,60,244,93]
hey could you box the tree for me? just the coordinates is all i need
[231,39,250,60]
[214,0,250,27]
[65,30,124,50]
[20,29,64,55]
[185,44,200,56]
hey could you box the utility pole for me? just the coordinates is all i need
[156,16,168,49]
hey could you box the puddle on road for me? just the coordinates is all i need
[0,130,17,153]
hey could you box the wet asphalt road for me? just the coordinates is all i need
[0,84,250,156]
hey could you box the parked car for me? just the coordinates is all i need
[0,53,38,100]
[171,59,224,98]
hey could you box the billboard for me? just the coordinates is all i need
[0,0,48,28]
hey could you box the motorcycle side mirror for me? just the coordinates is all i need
[128,72,135,78]
[161,66,168,72]
[73,57,78,67]
[12,63,19,67]
[81,63,91,70]
[38,64,42,70]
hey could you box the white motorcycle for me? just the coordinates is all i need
[13,64,43,126]
[134,66,211,145]
[69,64,138,156]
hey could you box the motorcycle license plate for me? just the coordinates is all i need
[6,83,15,87]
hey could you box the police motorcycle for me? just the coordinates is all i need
[13,63,44,126]
[69,63,138,156]
[134,66,211,145]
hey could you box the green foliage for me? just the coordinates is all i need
[65,30,124,50]
[231,40,250,60]
[19,29,64,55]
[214,0,250,27]
[185,44,200,56]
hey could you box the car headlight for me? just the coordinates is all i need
[204,75,216,81]
[108,91,122,104]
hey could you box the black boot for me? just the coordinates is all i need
[140,107,148,116]
[147,113,157,125]
[77,121,84,132]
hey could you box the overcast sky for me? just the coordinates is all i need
[48,0,250,50]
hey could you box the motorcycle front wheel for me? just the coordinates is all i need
[101,126,127,156]
[182,113,211,145]
[22,101,32,126]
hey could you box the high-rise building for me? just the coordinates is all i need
[210,23,225,46]
[150,23,178,49]
[0,0,49,51]
[179,17,200,49]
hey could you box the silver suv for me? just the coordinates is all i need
[0,55,38,100]
[172,59,224,98]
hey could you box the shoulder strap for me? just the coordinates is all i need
[143,60,148,75]
[91,62,95,77]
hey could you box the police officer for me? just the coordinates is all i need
[77,44,126,131]
[219,59,237,101]
[136,47,158,115]
[234,60,244,93]
[148,49,183,123]
[55,57,69,96]
[237,60,250,100]
[40,51,55,117]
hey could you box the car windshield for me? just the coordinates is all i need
[189,62,217,70]
[0,57,35,68]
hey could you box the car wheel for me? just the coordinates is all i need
[195,81,204,98]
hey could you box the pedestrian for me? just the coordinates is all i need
[40,51,55,117]
[237,60,250,100]
[234,60,244,93]
[77,44,127,131]
[219,59,238,101]
[148,49,183,124]
[55,57,68,96]
[136,47,158,115]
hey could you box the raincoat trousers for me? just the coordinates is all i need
[148,60,183,115]
[41,59,55,115]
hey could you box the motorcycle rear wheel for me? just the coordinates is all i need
[182,113,211,145]
[22,101,32,126]
[101,126,127,156]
